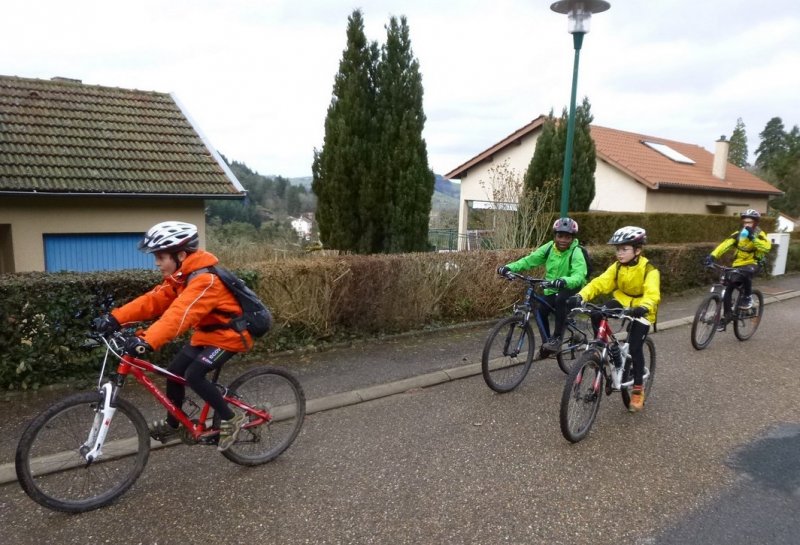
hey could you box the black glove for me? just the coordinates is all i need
[629,306,648,318]
[497,266,511,277]
[744,225,754,240]
[92,314,120,336]
[566,294,583,309]
[703,255,714,267]
[551,278,566,290]
[124,336,151,356]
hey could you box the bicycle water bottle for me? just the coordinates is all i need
[739,227,749,239]
[608,342,623,368]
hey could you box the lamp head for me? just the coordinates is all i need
[550,0,611,34]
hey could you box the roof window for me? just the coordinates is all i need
[642,141,695,164]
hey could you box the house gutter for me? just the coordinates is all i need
[0,191,247,200]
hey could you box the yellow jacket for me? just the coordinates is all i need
[710,228,771,267]
[578,256,661,323]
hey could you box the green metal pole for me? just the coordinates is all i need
[560,31,585,217]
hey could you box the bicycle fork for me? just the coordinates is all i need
[80,382,117,464]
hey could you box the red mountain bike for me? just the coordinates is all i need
[15,330,305,513]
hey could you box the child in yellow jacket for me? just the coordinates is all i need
[569,226,660,412]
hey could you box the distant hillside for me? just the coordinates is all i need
[292,174,460,210]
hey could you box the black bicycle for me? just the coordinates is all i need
[481,272,592,393]
[690,263,764,350]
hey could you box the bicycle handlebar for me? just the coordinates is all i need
[569,302,651,326]
[501,271,556,289]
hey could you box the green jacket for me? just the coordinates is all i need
[505,239,588,295]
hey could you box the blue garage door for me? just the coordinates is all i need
[44,233,155,272]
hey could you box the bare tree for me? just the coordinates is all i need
[479,160,556,250]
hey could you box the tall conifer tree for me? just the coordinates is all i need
[729,118,749,168]
[375,16,434,253]
[312,10,378,252]
[524,110,560,206]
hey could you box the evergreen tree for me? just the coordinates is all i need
[523,110,560,207]
[729,117,749,168]
[754,117,787,174]
[375,15,434,253]
[523,98,596,213]
[312,9,379,252]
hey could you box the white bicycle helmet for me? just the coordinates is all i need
[607,226,647,246]
[138,221,199,253]
[740,209,761,220]
[553,217,579,234]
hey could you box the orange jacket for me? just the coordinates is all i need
[111,250,253,352]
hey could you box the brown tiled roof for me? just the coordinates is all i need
[445,117,781,196]
[0,75,244,197]
[591,125,781,195]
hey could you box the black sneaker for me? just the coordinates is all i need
[542,335,562,354]
[738,296,753,309]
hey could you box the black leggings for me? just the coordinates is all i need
[165,344,236,427]
[540,287,579,339]
[723,265,758,313]
[591,300,650,386]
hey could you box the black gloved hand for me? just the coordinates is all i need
[703,255,714,267]
[551,278,566,290]
[629,306,648,318]
[566,294,583,309]
[92,314,120,336]
[497,266,511,278]
[124,336,151,356]
[744,225,754,240]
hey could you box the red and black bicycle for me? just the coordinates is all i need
[15,329,305,513]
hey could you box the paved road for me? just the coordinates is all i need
[1,292,798,544]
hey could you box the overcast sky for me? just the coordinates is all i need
[4,1,799,179]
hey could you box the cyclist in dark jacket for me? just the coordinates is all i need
[497,217,588,354]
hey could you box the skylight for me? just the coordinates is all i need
[642,141,696,164]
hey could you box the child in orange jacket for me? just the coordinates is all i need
[93,221,250,451]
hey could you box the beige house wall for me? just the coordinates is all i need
[0,197,206,272]
[589,162,648,212]
[644,191,769,215]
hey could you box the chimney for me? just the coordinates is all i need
[713,135,729,180]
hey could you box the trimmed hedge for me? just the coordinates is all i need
[3,239,784,390]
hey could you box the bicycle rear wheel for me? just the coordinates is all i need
[15,391,150,513]
[559,350,604,443]
[621,338,657,409]
[481,316,535,393]
[733,289,764,341]
[221,366,306,466]
[691,293,721,350]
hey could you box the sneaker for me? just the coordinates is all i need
[149,418,179,443]
[738,296,753,309]
[628,386,645,413]
[542,335,562,354]
[217,410,247,452]
[716,323,726,332]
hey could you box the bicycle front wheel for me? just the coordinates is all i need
[690,293,721,350]
[556,313,592,374]
[15,391,150,513]
[221,366,306,466]
[621,338,657,409]
[559,350,604,443]
[733,289,764,341]
[481,316,535,393]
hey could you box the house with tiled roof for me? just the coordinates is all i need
[445,115,782,250]
[0,75,245,272]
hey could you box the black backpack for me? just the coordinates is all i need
[186,266,272,339]
[543,241,593,282]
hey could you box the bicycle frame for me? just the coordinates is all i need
[580,307,650,391]
[81,335,270,463]
[510,273,585,349]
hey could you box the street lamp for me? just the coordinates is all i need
[550,0,610,217]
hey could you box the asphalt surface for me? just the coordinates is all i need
[1,272,799,543]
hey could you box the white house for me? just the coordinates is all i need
[445,116,782,250]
